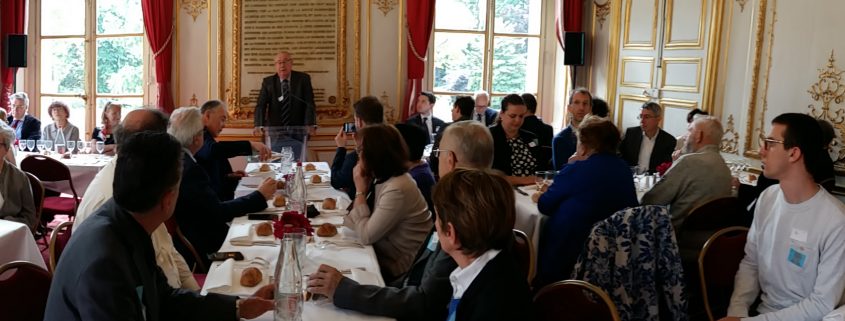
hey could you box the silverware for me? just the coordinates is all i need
[514,186,529,196]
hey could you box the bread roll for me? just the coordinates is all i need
[276,180,286,190]
[240,267,263,287]
[304,163,317,171]
[311,175,322,184]
[259,164,271,172]
[316,223,338,237]
[255,222,273,236]
[322,198,337,210]
[273,195,287,207]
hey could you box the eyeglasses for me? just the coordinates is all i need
[431,149,456,160]
[759,137,785,150]
[637,114,657,120]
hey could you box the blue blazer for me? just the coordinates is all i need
[194,128,253,201]
[7,115,41,140]
[535,153,638,287]
[551,126,577,170]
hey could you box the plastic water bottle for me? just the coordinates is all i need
[288,162,307,214]
[274,238,303,321]
[55,127,67,154]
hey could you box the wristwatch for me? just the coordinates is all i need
[355,191,365,197]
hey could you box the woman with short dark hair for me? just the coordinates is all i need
[535,116,638,287]
[43,101,81,145]
[345,124,432,282]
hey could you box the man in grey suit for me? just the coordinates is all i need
[44,131,273,321]
[641,115,732,230]
[307,121,494,321]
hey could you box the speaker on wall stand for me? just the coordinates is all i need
[4,34,28,68]
[563,32,585,90]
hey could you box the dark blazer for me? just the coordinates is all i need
[331,148,358,199]
[333,234,458,321]
[406,114,446,144]
[44,199,237,321]
[254,71,316,127]
[194,129,252,201]
[7,115,41,140]
[173,152,267,267]
[473,108,499,126]
[521,115,554,170]
[551,126,577,170]
[489,124,541,176]
[91,127,115,145]
[619,127,677,173]
[452,248,534,321]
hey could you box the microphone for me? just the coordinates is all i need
[278,79,290,102]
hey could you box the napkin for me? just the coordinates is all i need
[204,259,270,296]
[350,269,382,286]
[241,176,267,187]
[229,224,278,246]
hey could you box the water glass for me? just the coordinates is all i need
[16,140,25,152]
[534,171,546,189]
[36,140,45,152]
[67,141,76,154]
[44,140,54,152]
[78,141,86,154]
[25,140,35,152]
[95,141,105,155]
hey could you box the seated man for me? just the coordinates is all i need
[7,92,41,141]
[44,131,273,321]
[307,120,494,321]
[73,108,201,290]
[619,102,676,173]
[433,168,533,321]
[641,115,732,230]
[520,93,553,170]
[723,113,845,321]
[196,100,271,201]
[472,91,498,126]
[331,96,384,199]
[430,95,474,178]
[405,91,445,144]
[169,107,276,268]
[552,87,591,170]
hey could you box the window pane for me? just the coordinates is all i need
[41,0,85,36]
[97,0,144,35]
[494,0,542,34]
[433,33,484,93]
[97,37,144,95]
[490,95,503,111]
[435,0,487,31]
[492,37,540,94]
[41,39,86,94]
[40,97,86,136]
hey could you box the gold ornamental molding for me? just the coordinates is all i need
[742,0,771,158]
[736,0,748,12]
[595,0,611,29]
[720,114,739,154]
[807,50,845,170]
[374,0,398,16]
[181,0,208,22]
[380,91,396,122]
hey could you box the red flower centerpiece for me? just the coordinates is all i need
[656,161,673,177]
[273,211,314,238]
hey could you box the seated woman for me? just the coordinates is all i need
[432,168,533,320]
[535,116,638,287]
[344,124,432,282]
[91,102,121,154]
[42,101,81,146]
[489,94,541,186]
[0,124,36,230]
[394,123,435,214]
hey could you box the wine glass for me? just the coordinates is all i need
[36,140,45,153]
[95,141,105,156]
[16,140,25,152]
[77,141,86,154]
[544,171,556,186]
[67,140,76,155]
[44,140,54,152]
[25,139,35,152]
[534,171,545,190]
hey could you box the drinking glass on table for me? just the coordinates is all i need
[44,140,54,152]
[25,139,35,152]
[67,141,76,155]
[77,141,86,154]
[16,140,25,152]
[534,171,546,189]
[95,141,105,156]
[36,140,45,153]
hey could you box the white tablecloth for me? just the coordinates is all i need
[513,187,545,263]
[0,220,47,269]
[212,162,393,321]
[16,152,111,196]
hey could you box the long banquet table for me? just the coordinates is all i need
[209,162,393,321]
[15,151,112,195]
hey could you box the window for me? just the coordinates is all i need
[37,0,145,138]
[429,0,543,121]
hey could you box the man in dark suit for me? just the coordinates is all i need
[472,91,498,126]
[405,91,445,144]
[332,96,384,199]
[169,107,276,268]
[520,93,553,170]
[44,131,273,321]
[7,92,41,141]
[196,100,271,201]
[552,87,592,170]
[619,102,676,173]
[254,51,317,154]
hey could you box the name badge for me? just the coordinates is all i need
[427,233,440,252]
[528,139,538,148]
[788,247,807,268]
[790,228,808,243]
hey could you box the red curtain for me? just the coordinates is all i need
[0,0,26,112]
[402,0,436,122]
[141,0,175,113]
[555,0,583,49]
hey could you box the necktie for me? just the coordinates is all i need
[446,297,460,321]
[423,117,430,135]
[476,113,482,122]
[280,79,291,125]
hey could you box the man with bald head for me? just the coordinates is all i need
[254,51,317,136]
[641,115,732,229]
[71,108,202,290]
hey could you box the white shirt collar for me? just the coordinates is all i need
[183,148,196,162]
[448,248,501,299]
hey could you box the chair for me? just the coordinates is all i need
[20,155,82,221]
[682,197,750,231]
[698,226,749,321]
[24,172,45,236]
[512,229,535,284]
[0,261,52,321]
[48,221,73,273]
[533,280,621,321]
[164,217,207,273]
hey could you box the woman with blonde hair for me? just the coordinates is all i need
[91,102,122,154]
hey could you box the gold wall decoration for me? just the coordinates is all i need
[736,0,748,12]
[374,0,398,16]
[380,91,396,122]
[721,114,739,154]
[595,0,611,29]
[189,94,199,107]
[742,0,770,158]
[807,50,845,171]
[181,0,208,22]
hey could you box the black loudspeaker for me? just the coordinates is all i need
[564,32,585,66]
[4,34,27,68]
